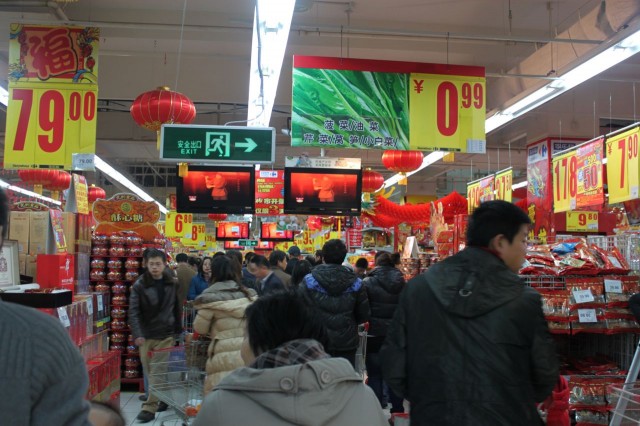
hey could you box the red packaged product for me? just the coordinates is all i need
[566,278,605,310]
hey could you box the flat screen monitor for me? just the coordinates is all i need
[260,222,295,241]
[284,167,362,216]
[216,222,250,241]
[176,165,255,214]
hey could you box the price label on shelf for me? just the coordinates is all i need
[86,298,93,316]
[566,211,599,232]
[604,279,623,294]
[96,294,104,312]
[572,289,595,304]
[608,256,623,269]
[578,308,598,323]
[606,127,640,204]
[552,150,577,213]
[57,307,71,327]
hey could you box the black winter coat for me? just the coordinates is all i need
[300,264,370,353]
[363,266,405,338]
[380,247,558,426]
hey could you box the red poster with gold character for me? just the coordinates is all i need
[93,194,161,242]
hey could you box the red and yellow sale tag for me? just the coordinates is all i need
[181,222,206,247]
[552,151,577,213]
[73,174,89,215]
[606,127,640,204]
[467,180,481,214]
[566,211,599,232]
[410,73,486,152]
[4,84,97,169]
[575,138,604,208]
[165,211,193,238]
[494,168,513,202]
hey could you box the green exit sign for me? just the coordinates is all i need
[238,239,258,247]
[160,124,275,164]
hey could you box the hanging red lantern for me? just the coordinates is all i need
[87,185,107,203]
[362,168,385,193]
[18,169,58,195]
[44,171,71,200]
[130,86,197,149]
[381,150,424,185]
[208,213,227,222]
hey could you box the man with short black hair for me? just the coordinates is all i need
[175,252,196,308]
[381,200,558,425]
[268,250,292,288]
[299,239,370,366]
[247,254,286,296]
[285,245,302,274]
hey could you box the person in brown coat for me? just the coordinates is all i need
[175,253,196,308]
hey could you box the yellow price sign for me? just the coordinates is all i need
[467,180,481,214]
[165,211,193,238]
[73,174,89,215]
[606,127,640,204]
[552,151,577,213]
[409,72,486,152]
[566,211,599,232]
[4,84,97,169]
[180,222,206,247]
[494,168,513,202]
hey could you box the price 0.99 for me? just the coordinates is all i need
[437,82,483,137]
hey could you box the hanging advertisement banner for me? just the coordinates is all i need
[606,126,640,204]
[494,168,513,202]
[478,175,495,204]
[575,138,604,208]
[284,156,361,169]
[254,170,284,216]
[527,139,554,243]
[5,24,99,170]
[291,56,485,153]
[466,180,481,214]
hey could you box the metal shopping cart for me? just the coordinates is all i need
[354,322,369,377]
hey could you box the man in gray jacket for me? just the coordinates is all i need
[129,249,182,423]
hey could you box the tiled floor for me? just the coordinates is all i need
[120,391,187,426]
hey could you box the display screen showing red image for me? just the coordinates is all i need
[261,222,295,241]
[284,167,362,216]
[216,222,250,241]
[176,165,255,214]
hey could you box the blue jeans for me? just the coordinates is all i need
[366,351,404,413]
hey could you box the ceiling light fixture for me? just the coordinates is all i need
[0,178,61,206]
[383,151,446,188]
[0,84,8,107]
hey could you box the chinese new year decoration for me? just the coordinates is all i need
[88,185,106,203]
[130,86,196,149]
[44,170,71,200]
[362,168,384,202]
[207,213,227,223]
[381,150,423,185]
[18,169,58,195]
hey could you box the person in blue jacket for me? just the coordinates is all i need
[187,256,212,301]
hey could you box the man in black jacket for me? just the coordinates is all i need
[129,249,182,423]
[300,239,370,366]
[381,200,558,426]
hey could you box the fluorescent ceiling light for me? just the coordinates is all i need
[512,181,528,190]
[383,151,446,188]
[0,178,61,206]
[0,84,7,107]
[94,155,168,214]
[247,0,295,127]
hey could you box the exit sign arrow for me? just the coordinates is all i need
[236,138,257,153]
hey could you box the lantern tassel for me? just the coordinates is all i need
[398,173,407,186]
[33,184,43,195]
[178,163,189,178]
[51,190,60,200]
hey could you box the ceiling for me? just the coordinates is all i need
[0,0,640,202]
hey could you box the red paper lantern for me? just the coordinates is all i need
[18,169,58,195]
[88,185,107,203]
[208,213,227,222]
[381,150,424,173]
[44,171,71,200]
[130,86,196,148]
[362,169,384,193]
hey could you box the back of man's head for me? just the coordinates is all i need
[175,253,188,263]
[249,254,270,269]
[226,250,243,266]
[467,200,531,247]
[245,251,256,264]
[269,250,287,267]
[322,239,347,265]
[355,257,369,269]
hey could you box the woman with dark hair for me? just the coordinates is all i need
[193,292,387,426]
[363,251,406,413]
[193,256,257,394]
[187,256,212,301]
[290,259,313,288]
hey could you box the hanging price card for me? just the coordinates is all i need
[181,222,206,247]
[576,138,604,208]
[578,308,598,323]
[566,211,599,232]
[494,168,513,202]
[604,279,623,294]
[467,180,481,214]
[552,151,577,213]
[572,288,595,304]
[165,211,193,238]
[606,127,640,204]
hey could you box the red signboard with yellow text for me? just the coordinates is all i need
[93,194,161,242]
[255,170,284,216]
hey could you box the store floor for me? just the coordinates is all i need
[120,391,395,424]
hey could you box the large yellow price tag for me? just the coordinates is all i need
[566,211,599,232]
[606,127,639,204]
[467,180,481,214]
[552,151,577,212]
[165,211,193,238]
[181,222,206,247]
[494,168,513,202]
[4,84,97,169]
[410,73,486,152]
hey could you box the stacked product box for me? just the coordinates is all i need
[86,351,121,407]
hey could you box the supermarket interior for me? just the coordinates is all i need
[2,0,640,425]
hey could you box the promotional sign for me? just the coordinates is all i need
[552,150,577,213]
[494,168,513,202]
[527,139,554,243]
[284,156,361,169]
[93,194,161,242]
[606,126,640,204]
[478,175,495,204]
[180,222,206,247]
[160,124,275,164]
[466,180,481,214]
[566,211,599,232]
[164,211,193,238]
[255,170,284,216]
[49,209,67,253]
[292,56,485,153]
[65,174,89,215]
[575,138,604,208]
[5,25,99,170]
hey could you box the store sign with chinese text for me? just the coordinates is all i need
[284,156,361,169]
[93,194,161,242]
[5,25,99,170]
[292,56,485,153]
[606,126,640,204]
[255,170,284,216]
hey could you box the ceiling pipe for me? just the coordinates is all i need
[0,1,69,20]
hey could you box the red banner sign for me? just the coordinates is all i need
[255,170,284,216]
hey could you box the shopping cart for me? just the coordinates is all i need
[148,344,206,426]
[354,322,369,377]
